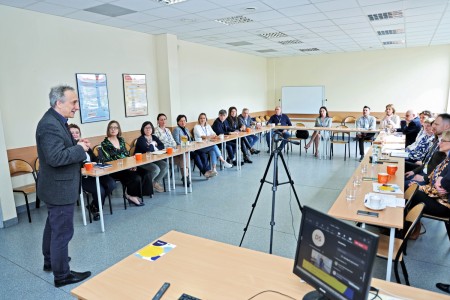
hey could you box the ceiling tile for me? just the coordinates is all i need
[117,12,161,23]
[290,12,329,22]
[111,0,161,11]
[65,10,110,22]
[278,4,320,17]
[194,7,236,19]
[260,0,310,9]
[314,0,360,12]
[44,0,103,10]
[25,2,77,16]
[0,0,37,8]
[174,0,220,13]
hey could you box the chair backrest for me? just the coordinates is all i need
[131,138,138,147]
[331,125,350,140]
[331,116,342,123]
[9,159,36,181]
[34,157,40,173]
[264,115,271,121]
[93,145,100,157]
[404,203,425,238]
[404,183,419,211]
[129,146,136,156]
[255,117,261,122]
[343,116,356,124]
[125,142,131,152]
[296,122,305,127]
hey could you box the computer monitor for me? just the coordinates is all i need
[293,206,379,300]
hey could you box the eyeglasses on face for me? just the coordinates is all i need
[109,126,119,130]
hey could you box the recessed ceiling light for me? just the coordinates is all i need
[180,18,197,23]
[152,0,188,5]
[215,15,254,25]
[227,41,253,46]
[383,40,404,45]
[377,29,404,35]
[256,49,277,53]
[84,4,136,17]
[244,7,257,11]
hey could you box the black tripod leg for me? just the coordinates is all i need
[239,152,275,247]
[279,152,303,212]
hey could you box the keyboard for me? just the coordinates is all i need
[178,293,201,300]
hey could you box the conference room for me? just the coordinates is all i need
[1,1,449,299]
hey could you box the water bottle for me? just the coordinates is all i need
[372,145,378,165]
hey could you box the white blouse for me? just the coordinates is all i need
[193,124,215,139]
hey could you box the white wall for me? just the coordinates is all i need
[0,5,159,149]
[177,40,268,121]
[269,46,450,114]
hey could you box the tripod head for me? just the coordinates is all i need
[273,132,300,145]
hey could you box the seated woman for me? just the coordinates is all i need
[380,104,401,130]
[408,130,450,239]
[172,114,215,180]
[226,106,253,164]
[101,120,151,206]
[193,113,233,174]
[405,117,434,164]
[69,124,116,221]
[135,121,168,193]
[305,106,332,157]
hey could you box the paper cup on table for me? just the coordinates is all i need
[84,162,93,171]
[166,147,173,155]
[146,151,151,159]
[377,173,390,184]
[246,128,251,133]
[135,153,142,161]
[196,138,203,142]
[219,134,224,140]
[386,164,398,175]
[117,158,124,166]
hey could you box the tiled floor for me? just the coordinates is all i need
[1,142,449,299]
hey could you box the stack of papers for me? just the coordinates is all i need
[390,151,408,158]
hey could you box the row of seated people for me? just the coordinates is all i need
[400,113,450,239]
[68,107,263,220]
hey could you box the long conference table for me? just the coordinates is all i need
[71,230,449,300]
[328,133,406,282]
[80,127,269,232]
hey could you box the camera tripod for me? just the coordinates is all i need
[239,136,303,254]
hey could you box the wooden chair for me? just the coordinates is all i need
[34,157,41,208]
[287,122,307,155]
[331,115,343,124]
[343,116,356,126]
[376,202,425,285]
[264,115,270,121]
[329,125,351,160]
[9,159,38,223]
[129,146,136,156]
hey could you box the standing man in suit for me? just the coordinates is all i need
[36,85,91,287]
[398,109,421,147]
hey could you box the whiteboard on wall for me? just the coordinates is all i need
[281,86,325,114]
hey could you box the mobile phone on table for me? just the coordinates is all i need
[357,210,379,217]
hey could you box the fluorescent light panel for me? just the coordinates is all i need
[215,16,253,25]
[368,11,403,21]
[152,0,188,5]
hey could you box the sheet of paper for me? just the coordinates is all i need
[135,240,176,262]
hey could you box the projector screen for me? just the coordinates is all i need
[281,86,325,114]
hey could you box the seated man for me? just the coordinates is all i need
[356,106,376,161]
[265,106,292,151]
[238,108,260,154]
[397,109,421,147]
[211,109,240,165]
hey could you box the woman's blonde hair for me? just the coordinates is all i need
[385,104,396,114]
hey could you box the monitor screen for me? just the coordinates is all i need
[293,206,379,300]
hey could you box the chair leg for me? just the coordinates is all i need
[394,259,401,284]
[445,221,450,241]
[108,194,112,215]
[24,194,31,223]
[122,188,127,210]
[400,260,410,286]
[36,196,40,209]
[85,193,92,224]
[344,144,347,161]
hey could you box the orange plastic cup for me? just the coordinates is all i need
[166,147,173,155]
[378,173,390,184]
[84,162,93,171]
[135,153,142,161]
[386,164,398,175]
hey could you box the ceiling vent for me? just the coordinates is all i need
[368,10,403,21]
[227,41,253,46]
[84,4,136,17]
[215,16,254,25]
[299,48,320,52]
[383,40,404,45]
[256,49,277,53]
[279,40,303,45]
[259,32,288,39]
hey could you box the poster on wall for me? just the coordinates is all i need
[122,74,148,117]
[76,73,110,124]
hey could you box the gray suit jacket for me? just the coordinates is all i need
[35,108,86,205]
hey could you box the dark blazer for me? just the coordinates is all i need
[35,108,86,205]
[413,150,447,183]
[135,135,164,153]
[212,118,232,135]
[399,117,421,147]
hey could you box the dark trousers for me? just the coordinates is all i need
[193,151,210,175]
[246,135,258,148]
[405,161,420,172]
[42,203,74,280]
[410,190,450,218]
[82,175,116,210]
[357,133,375,156]
[266,130,291,149]
[110,170,143,197]
[224,142,235,160]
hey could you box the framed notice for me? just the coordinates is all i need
[76,73,110,123]
[122,74,148,117]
